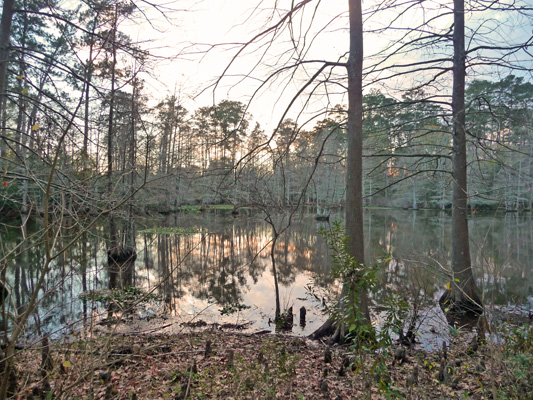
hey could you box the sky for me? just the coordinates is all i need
[118,0,532,132]
[120,0,352,130]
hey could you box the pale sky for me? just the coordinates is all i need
[122,0,352,129]
[119,0,532,131]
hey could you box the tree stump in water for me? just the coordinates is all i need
[0,282,7,305]
[299,306,306,328]
[107,246,137,289]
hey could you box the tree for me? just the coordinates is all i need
[306,0,373,343]
[351,0,531,321]
[465,76,533,210]
[205,0,380,342]
[438,0,483,321]
[338,0,372,337]
[273,119,298,205]
[0,0,15,120]
[154,94,188,208]
[191,100,250,206]
[0,1,165,396]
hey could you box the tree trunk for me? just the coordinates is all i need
[1,96,7,172]
[82,15,98,158]
[311,0,371,342]
[14,69,24,160]
[439,0,483,322]
[0,0,15,119]
[125,79,137,287]
[83,65,92,157]
[271,232,281,322]
[17,26,28,215]
[107,6,118,256]
[346,0,371,324]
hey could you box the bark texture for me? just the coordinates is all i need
[440,0,483,321]
[0,0,15,118]
[311,0,371,341]
[346,0,371,325]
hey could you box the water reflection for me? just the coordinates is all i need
[136,213,335,334]
[0,209,531,339]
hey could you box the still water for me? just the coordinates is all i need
[1,209,532,343]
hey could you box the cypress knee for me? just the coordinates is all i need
[299,306,306,327]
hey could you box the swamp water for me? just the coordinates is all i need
[1,209,532,348]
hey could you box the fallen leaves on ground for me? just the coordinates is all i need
[11,329,529,399]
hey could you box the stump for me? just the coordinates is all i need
[41,336,53,373]
[324,347,332,364]
[0,282,7,305]
[107,246,137,289]
[204,340,212,358]
[299,306,306,327]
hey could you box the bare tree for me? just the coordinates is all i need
[439,0,483,321]
[310,0,372,342]
[0,1,172,397]
[0,0,15,119]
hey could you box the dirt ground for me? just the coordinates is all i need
[10,322,526,400]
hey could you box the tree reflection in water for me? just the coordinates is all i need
[0,209,531,339]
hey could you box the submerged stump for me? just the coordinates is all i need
[107,246,137,289]
[299,306,306,328]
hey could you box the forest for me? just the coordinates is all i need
[0,0,532,399]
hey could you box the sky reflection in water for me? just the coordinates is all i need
[2,209,531,347]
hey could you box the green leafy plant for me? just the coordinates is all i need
[315,222,410,399]
[219,303,251,315]
[494,323,533,398]
[378,292,410,347]
[139,226,203,235]
[505,323,533,354]
[447,324,463,337]
[79,286,159,304]
[318,222,378,344]
[319,222,404,349]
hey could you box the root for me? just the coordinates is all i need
[309,318,335,340]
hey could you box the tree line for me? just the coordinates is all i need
[2,75,532,217]
[0,2,530,224]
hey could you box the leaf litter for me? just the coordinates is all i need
[11,327,529,399]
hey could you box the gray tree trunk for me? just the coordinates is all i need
[346,0,371,324]
[0,0,15,118]
[0,96,6,171]
[440,0,483,320]
[311,0,371,341]
[107,7,118,254]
